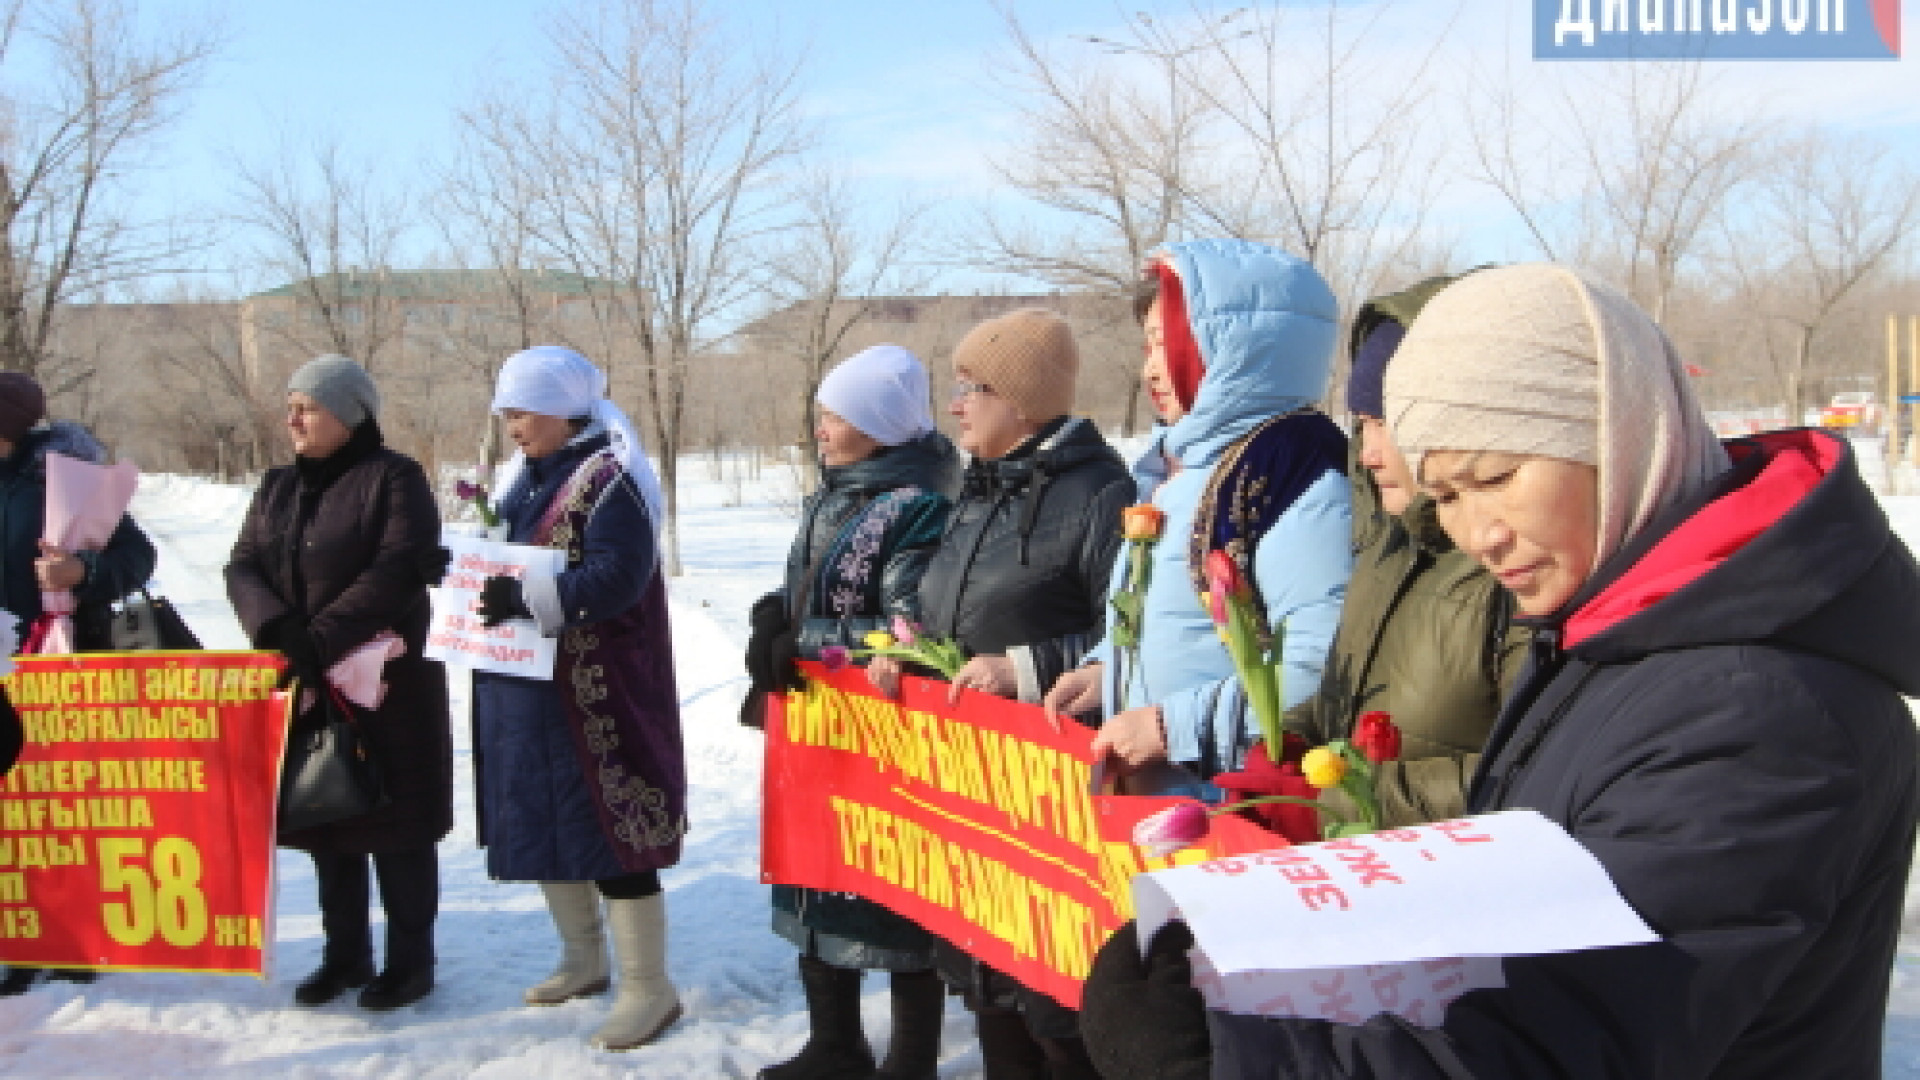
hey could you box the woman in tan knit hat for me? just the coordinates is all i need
[867,306,1133,1078]
[1086,264,1920,1080]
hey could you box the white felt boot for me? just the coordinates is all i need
[592,893,683,1050]
[524,882,610,1005]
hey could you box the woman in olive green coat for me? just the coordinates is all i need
[1284,277,1529,826]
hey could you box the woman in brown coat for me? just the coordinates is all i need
[225,354,453,1011]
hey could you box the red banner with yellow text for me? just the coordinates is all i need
[0,651,291,976]
[763,663,1282,1008]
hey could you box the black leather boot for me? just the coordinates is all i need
[758,954,875,1080]
[294,957,375,1006]
[876,969,944,1080]
[0,967,41,997]
[358,966,433,1010]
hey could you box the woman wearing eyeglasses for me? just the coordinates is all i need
[867,307,1133,1079]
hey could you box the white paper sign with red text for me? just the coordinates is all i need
[424,533,563,679]
[1134,810,1656,1025]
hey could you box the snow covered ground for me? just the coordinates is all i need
[3,442,1920,1077]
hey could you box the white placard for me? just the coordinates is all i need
[1190,951,1507,1027]
[1134,810,1656,1025]
[424,533,565,679]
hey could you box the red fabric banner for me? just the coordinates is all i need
[762,663,1283,1008]
[0,651,291,976]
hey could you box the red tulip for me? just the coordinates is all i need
[818,645,851,673]
[1353,710,1402,763]
[1203,551,1245,626]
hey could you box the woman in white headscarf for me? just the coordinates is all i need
[746,344,959,1080]
[471,345,687,1052]
[1083,265,1920,1079]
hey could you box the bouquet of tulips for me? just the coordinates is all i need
[454,479,501,529]
[819,617,966,680]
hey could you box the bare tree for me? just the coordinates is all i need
[233,134,414,374]
[1173,0,1454,310]
[457,0,808,574]
[0,0,218,384]
[150,290,276,478]
[1467,61,1765,326]
[758,170,924,490]
[436,123,576,473]
[975,7,1213,433]
[1722,129,1917,421]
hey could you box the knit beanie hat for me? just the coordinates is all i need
[0,373,46,444]
[288,354,380,429]
[1385,264,1727,569]
[951,308,1079,422]
[815,344,935,447]
[1345,319,1405,420]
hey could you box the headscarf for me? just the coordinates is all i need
[1384,264,1728,571]
[1149,261,1205,412]
[814,344,935,446]
[490,345,666,541]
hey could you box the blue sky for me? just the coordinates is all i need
[82,0,1920,292]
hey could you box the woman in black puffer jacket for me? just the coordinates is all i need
[867,309,1133,1080]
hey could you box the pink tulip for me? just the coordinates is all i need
[891,616,918,646]
[818,645,851,673]
[1133,801,1211,858]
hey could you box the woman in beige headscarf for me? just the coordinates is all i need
[1084,264,1920,1080]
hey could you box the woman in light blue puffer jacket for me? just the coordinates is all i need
[1050,239,1352,789]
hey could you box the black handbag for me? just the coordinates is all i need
[89,587,203,651]
[277,686,387,833]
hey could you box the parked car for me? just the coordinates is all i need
[1820,391,1880,431]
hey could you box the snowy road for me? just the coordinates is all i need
[0,460,1917,1076]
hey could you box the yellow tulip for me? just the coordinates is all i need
[864,631,895,651]
[1301,747,1347,789]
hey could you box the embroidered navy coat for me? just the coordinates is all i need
[471,432,684,881]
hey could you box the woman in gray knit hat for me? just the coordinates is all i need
[226,354,454,1011]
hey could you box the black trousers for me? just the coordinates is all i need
[595,870,660,900]
[311,846,439,973]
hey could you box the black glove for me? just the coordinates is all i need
[744,594,789,689]
[1081,919,1212,1080]
[417,545,453,587]
[478,575,532,627]
[768,629,805,692]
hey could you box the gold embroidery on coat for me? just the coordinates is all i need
[548,450,687,856]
